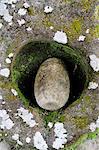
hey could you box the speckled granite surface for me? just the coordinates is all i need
[0,0,99,149]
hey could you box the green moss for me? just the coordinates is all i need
[42,17,53,27]
[5,94,16,101]
[85,95,91,103]
[74,116,89,129]
[43,111,65,126]
[65,18,83,40]
[88,130,98,139]
[90,25,99,38]
[6,43,15,56]
[0,81,12,90]
[94,25,99,38]
[71,19,82,33]
[81,0,91,11]
[27,7,35,16]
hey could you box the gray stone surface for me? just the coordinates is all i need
[0,0,99,149]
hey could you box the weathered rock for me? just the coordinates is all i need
[34,58,70,111]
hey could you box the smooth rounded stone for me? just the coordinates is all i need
[34,58,70,111]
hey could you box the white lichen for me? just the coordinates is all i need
[33,132,48,150]
[26,137,31,143]
[44,6,53,13]
[53,138,67,149]
[0,3,7,17]
[0,95,3,100]
[50,26,54,30]
[12,134,19,141]
[89,122,96,132]
[18,8,27,16]
[5,58,11,64]
[88,82,98,90]
[0,109,14,130]
[89,54,99,72]
[48,122,53,128]
[52,122,68,149]
[3,12,13,23]
[53,31,68,44]
[23,2,30,8]
[89,116,99,132]
[86,29,90,34]
[0,23,3,29]
[77,35,86,41]
[0,68,10,78]
[17,107,37,127]
[17,19,25,26]
[11,89,18,96]
[26,27,32,32]
[0,2,13,22]
[8,53,14,58]
[2,101,6,105]
[11,4,15,8]
[1,0,18,5]
[96,116,99,128]
[17,140,23,146]
[8,22,13,26]
[12,133,23,146]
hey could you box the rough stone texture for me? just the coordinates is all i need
[0,0,99,149]
[34,58,70,111]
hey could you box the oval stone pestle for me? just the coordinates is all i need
[34,58,70,111]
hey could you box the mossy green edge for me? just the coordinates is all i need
[64,128,99,150]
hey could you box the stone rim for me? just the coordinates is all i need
[11,40,90,109]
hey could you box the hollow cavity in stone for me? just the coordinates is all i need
[11,41,89,109]
[34,58,70,111]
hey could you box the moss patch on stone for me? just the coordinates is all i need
[81,0,91,11]
[90,25,99,39]
[71,19,82,34]
[64,18,83,40]
[94,25,99,38]
[42,17,53,28]
[74,116,89,129]
[27,7,35,16]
